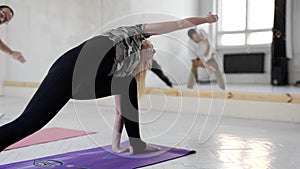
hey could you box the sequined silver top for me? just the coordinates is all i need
[103,24,151,77]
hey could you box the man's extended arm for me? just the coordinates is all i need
[0,39,26,63]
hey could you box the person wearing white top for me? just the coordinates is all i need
[187,28,225,90]
[0,5,26,119]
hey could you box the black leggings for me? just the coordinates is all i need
[0,36,146,152]
[151,60,173,87]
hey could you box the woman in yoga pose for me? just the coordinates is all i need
[0,13,218,154]
[112,40,155,153]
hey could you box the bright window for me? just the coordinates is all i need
[221,33,246,46]
[218,0,274,46]
[220,0,246,31]
[248,31,273,45]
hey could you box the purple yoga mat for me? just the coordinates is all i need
[0,141,196,169]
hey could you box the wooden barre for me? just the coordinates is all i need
[145,87,300,104]
[4,81,40,88]
[3,81,300,104]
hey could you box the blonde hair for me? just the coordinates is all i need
[133,40,153,98]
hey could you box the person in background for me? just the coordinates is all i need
[0,5,26,119]
[187,28,225,90]
[151,59,173,88]
[0,5,26,63]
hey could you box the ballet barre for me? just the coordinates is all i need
[145,88,300,104]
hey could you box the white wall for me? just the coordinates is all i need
[0,0,202,90]
[6,0,299,88]
[4,0,103,83]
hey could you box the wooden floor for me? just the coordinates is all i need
[0,95,300,168]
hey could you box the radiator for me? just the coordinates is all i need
[224,53,265,73]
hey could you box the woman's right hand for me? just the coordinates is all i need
[206,12,219,23]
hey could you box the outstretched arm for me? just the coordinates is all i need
[0,39,26,63]
[193,58,215,73]
[112,95,129,153]
[112,95,161,154]
[144,13,218,35]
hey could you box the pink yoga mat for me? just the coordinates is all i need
[5,127,96,151]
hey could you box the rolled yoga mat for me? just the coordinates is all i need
[0,141,196,169]
[4,127,96,151]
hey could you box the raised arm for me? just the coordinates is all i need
[0,39,26,63]
[112,95,160,154]
[144,13,218,35]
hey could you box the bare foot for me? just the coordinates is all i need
[130,143,161,154]
[112,146,130,153]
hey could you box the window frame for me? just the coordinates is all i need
[216,0,274,48]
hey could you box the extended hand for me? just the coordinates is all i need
[11,51,26,63]
[206,65,216,73]
[206,12,219,23]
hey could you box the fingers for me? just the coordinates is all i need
[19,56,26,63]
[208,12,219,21]
[12,52,26,63]
[17,56,26,63]
[215,15,219,20]
[211,15,218,21]
[208,67,216,73]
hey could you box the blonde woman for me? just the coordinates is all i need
[112,40,156,153]
[0,13,218,154]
